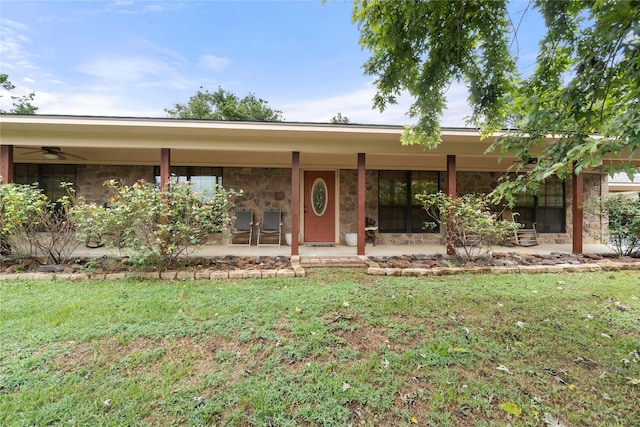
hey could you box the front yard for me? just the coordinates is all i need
[1,270,638,426]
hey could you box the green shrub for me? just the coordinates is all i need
[585,193,640,256]
[72,179,238,273]
[0,182,78,264]
[416,192,519,260]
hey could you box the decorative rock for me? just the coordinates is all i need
[367,267,386,276]
[176,271,195,280]
[228,270,244,280]
[210,271,229,280]
[401,268,422,276]
[243,270,262,279]
[261,269,278,278]
[276,269,295,278]
[385,268,403,276]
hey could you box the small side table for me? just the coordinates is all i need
[365,226,378,246]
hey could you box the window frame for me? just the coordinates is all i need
[377,170,440,233]
[513,177,566,233]
[13,163,77,202]
[153,166,223,191]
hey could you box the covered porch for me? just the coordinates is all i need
[0,115,606,256]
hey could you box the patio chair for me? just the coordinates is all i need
[502,208,538,246]
[228,208,253,246]
[257,207,282,246]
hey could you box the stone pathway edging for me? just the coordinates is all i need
[1,257,639,282]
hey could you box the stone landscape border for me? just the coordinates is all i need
[1,254,640,281]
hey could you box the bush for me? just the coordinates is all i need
[416,192,519,260]
[0,182,78,264]
[71,180,238,273]
[585,193,640,256]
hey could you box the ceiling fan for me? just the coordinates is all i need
[17,146,86,161]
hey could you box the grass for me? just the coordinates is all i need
[1,269,639,426]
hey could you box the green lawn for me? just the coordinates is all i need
[1,270,639,426]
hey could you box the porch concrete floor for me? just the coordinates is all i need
[72,242,616,260]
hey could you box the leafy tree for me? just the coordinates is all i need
[352,0,640,197]
[0,74,38,114]
[331,112,351,124]
[165,86,283,121]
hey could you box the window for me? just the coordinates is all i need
[154,166,223,198]
[14,164,76,201]
[378,171,439,233]
[513,177,565,233]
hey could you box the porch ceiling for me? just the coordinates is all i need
[2,115,637,172]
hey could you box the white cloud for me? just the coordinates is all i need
[280,82,471,127]
[0,18,37,72]
[77,56,175,84]
[35,90,162,117]
[199,54,231,71]
[73,39,199,92]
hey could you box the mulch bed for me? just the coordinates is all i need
[1,251,638,275]
[0,255,292,274]
[369,251,634,269]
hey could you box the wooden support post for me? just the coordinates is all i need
[572,169,584,254]
[160,148,171,191]
[291,152,300,256]
[0,145,14,184]
[447,155,456,198]
[446,155,457,255]
[357,153,366,256]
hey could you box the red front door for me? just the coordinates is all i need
[304,171,335,243]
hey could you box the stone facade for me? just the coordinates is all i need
[74,165,606,246]
[224,167,292,245]
[76,165,153,205]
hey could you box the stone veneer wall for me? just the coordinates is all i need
[451,171,606,244]
[76,165,153,204]
[223,168,291,245]
[76,165,607,246]
[339,170,606,246]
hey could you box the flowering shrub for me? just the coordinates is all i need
[584,194,640,256]
[0,182,78,263]
[416,192,519,260]
[71,180,238,273]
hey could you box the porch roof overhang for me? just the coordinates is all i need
[0,114,506,171]
[1,114,636,172]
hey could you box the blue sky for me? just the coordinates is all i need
[1,0,542,125]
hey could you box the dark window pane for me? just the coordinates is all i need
[513,177,565,233]
[536,208,564,233]
[539,177,564,207]
[14,164,76,202]
[378,206,406,232]
[14,164,39,185]
[513,208,535,228]
[411,206,435,232]
[379,170,439,233]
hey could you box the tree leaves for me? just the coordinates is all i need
[353,0,516,146]
[499,400,522,417]
[0,73,38,115]
[352,0,640,192]
[164,86,283,121]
